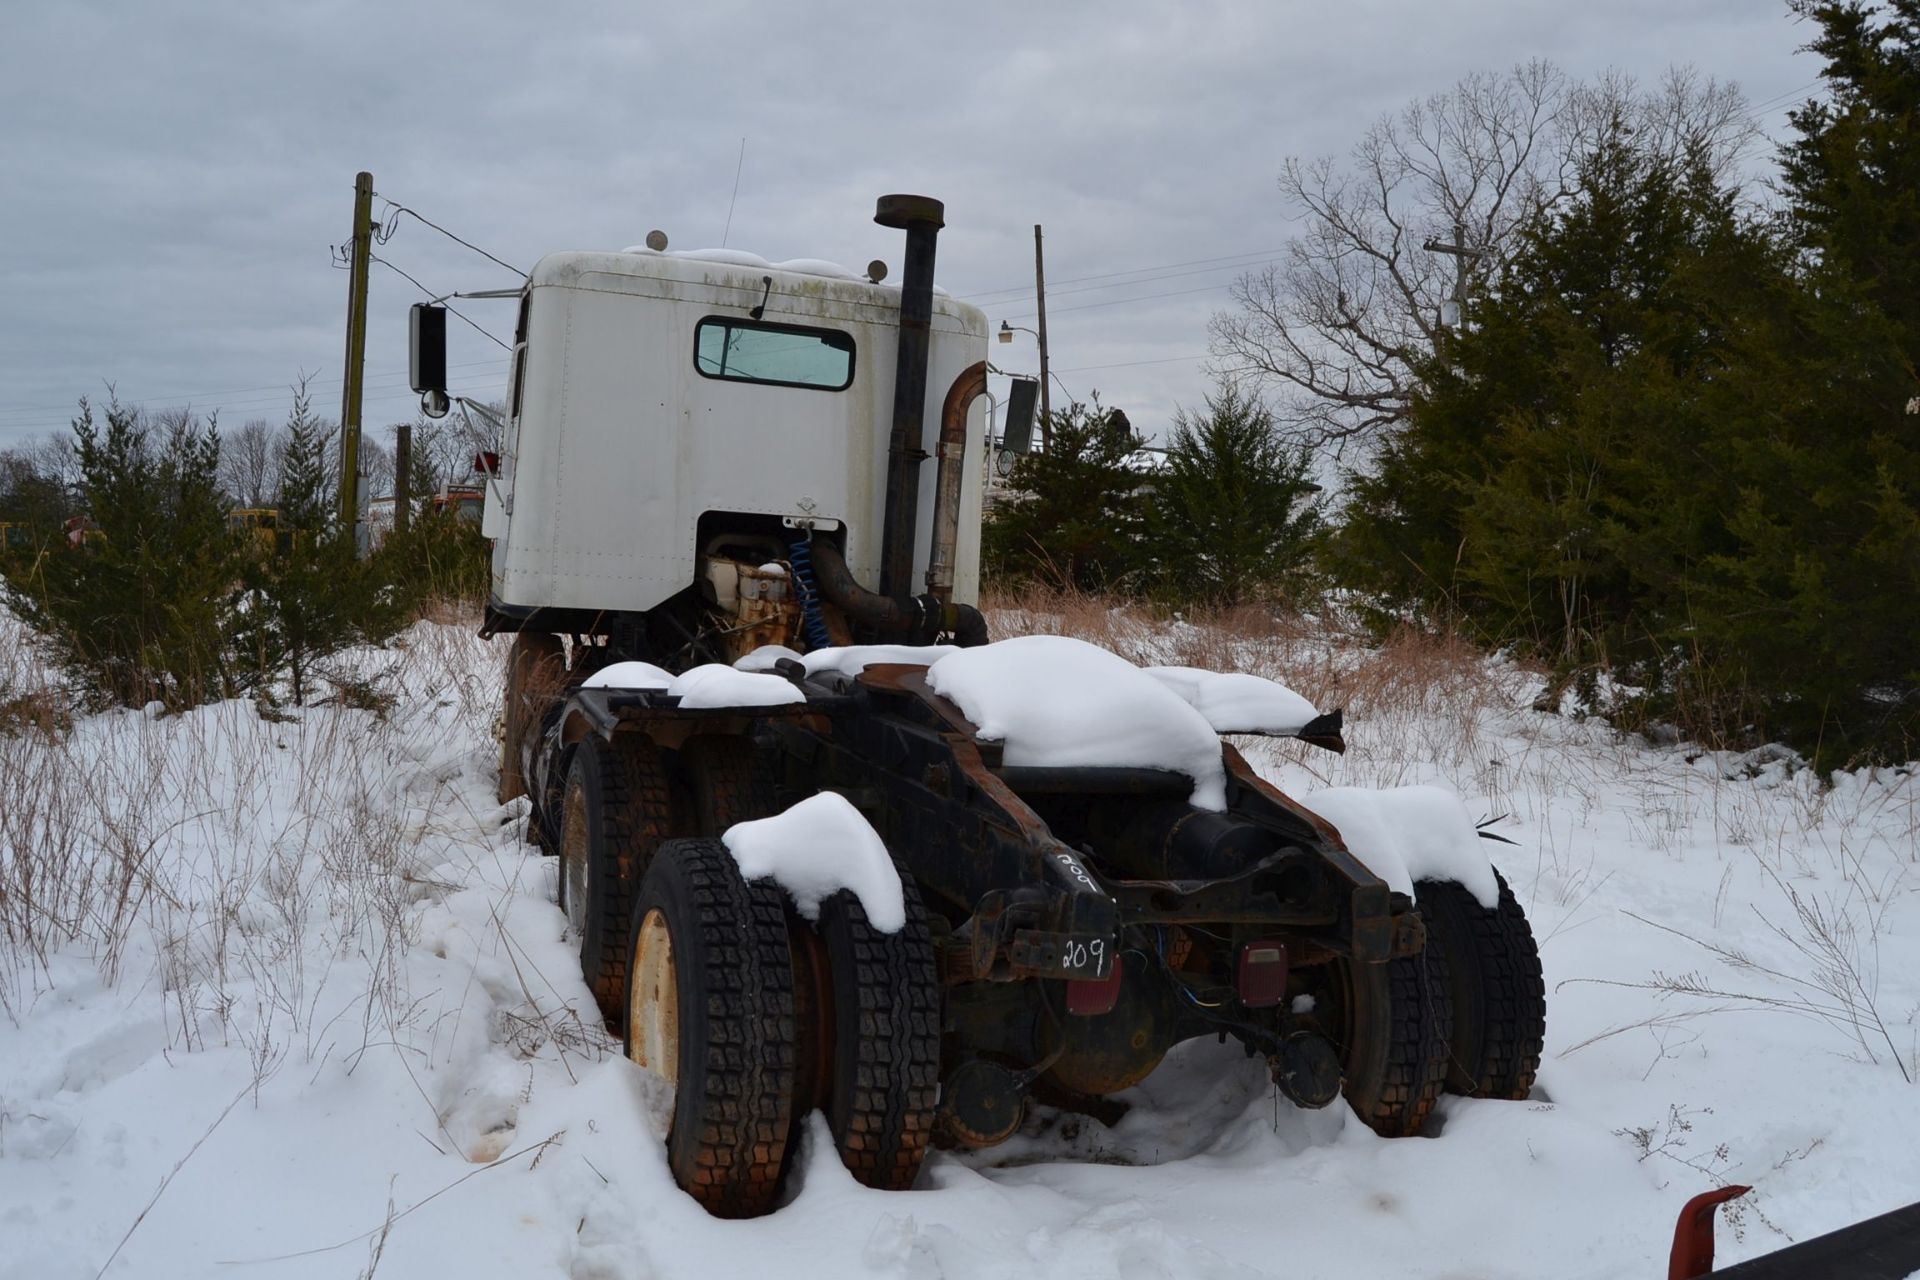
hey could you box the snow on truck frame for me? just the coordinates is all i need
[407,195,1547,1221]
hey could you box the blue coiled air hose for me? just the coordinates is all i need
[787,537,834,651]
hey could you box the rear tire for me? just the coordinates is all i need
[559,735,680,1022]
[1326,932,1452,1138]
[814,873,940,1190]
[1417,872,1546,1099]
[499,632,564,805]
[625,837,798,1219]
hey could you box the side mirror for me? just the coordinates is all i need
[409,304,449,418]
[1001,377,1039,454]
[409,303,447,393]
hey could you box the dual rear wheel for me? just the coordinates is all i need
[554,729,938,1218]
[1327,871,1545,1137]
[623,836,939,1218]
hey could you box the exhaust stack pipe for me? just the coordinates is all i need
[805,195,987,649]
[873,194,944,603]
[927,360,987,603]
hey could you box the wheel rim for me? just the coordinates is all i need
[561,780,590,939]
[629,908,680,1085]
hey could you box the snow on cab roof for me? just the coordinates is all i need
[603,245,953,295]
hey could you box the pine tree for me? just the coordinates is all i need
[1145,382,1323,606]
[1692,0,1920,757]
[235,383,388,704]
[5,397,243,706]
[1332,49,1920,760]
[982,398,1150,592]
[1334,116,1788,700]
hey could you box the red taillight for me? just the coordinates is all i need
[1066,951,1123,1016]
[474,451,500,475]
[1237,941,1289,1008]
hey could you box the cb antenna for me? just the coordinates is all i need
[721,137,747,247]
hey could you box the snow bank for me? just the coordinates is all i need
[666,664,805,709]
[1300,784,1498,907]
[801,643,958,678]
[722,792,904,930]
[581,660,675,690]
[926,636,1227,810]
[1143,665,1320,735]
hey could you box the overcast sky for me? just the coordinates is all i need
[0,1,1822,454]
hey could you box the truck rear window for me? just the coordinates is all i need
[694,318,855,391]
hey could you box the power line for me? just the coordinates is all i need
[370,255,512,351]
[1055,351,1211,374]
[982,254,1283,310]
[1749,78,1824,115]
[958,247,1287,304]
[999,280,1232,322]
[0,360,504,422]
[371,193,527,278]
[0,382,509,443]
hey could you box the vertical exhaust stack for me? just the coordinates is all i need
[873,194,944,603]
[809,194,987,648]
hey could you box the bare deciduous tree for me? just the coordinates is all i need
[1209,62,1756,456]
[220,418,279,508]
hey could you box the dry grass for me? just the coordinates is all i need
[982,582,1525,779]
[0,598,504,1046]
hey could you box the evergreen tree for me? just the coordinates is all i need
[1333,117,1787,697]
[983,398,1149,592]
[1781,0,1920,345]
[1145,382,1323,606]
[1692,0,1920,755]
[1332,39,1920,762]
[235,383,391,704]
[6,397,243,706]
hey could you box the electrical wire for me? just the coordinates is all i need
[1748,77,1825,115]
[0,360,504,421]
[1055,351,1211,374]
[958,246,1289,304]
[998,279,1232,324]
[370,255,512,352]
[370,193,527,278]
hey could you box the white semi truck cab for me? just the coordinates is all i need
[412,194,991,666]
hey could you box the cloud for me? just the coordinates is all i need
[0,0,1815,449]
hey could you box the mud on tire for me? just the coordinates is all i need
[1416,871,1545,1099]
[559,734,681,1023]
[624,837,798,1219]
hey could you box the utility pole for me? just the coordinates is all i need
[1033,223,1051,450]
[393,421,412,537]
[1423,221,1487,330]
[338,170,374,542]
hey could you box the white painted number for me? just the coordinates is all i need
[1055,852,1098,891]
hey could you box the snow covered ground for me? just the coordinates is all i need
[1,599,1915,1279]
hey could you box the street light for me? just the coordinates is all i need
[998,320,1037,344]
